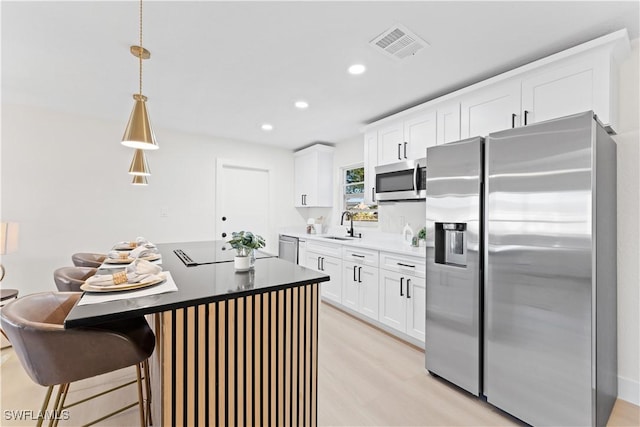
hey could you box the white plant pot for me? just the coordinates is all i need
[234,255,250,272]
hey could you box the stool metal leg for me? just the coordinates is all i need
[136,363,145,427]
[36,386,54,427]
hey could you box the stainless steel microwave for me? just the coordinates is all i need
[374,157,427,201]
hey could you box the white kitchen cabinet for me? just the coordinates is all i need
[460,79,521,139]
[403,111,437,159]
[298,238,307,267]
[520,51,614,128]
[306,251,342,303]
[378,269,425,341]
[377,123,405,165]
[437,101,461,145]
[342,246,379,321]
[363,131,378,205]
[294,144,334,207]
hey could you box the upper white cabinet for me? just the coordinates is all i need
[363,131,378,205]
[520,50,615,128]
[377,111,437,166]
[436,101,461,145]
[294,144,334,207]
[460,79,521,139]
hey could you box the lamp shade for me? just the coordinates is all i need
[0,222,19,255]
[128,149,151,176]
[121,94,158,150]
[132,175,149,186]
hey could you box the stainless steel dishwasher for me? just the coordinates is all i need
[278,234,298,264]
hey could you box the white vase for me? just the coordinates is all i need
[234,255,250,272]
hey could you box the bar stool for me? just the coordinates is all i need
[0,292,154,427]
[1,288,19,346]
[53,267,97,292]
[71,252,106,268]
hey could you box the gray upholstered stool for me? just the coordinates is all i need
[0,292,155,426]
[71,252,106,268]
[53,267,97,292]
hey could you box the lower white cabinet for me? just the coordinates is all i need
[306,250,342,304]
[378,269,425,341]
[342,261,379,321]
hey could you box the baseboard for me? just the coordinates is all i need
[618,375,640,405]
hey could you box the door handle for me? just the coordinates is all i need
[321,257,325,271]
[397,143,401,160]
[372,187,376,202]
[406,278,411,298]
[358,267,362,283]
[400,277,404,296]
[524,110,529,126]
[353,265,357,282]
[351,254,365,258]
[413,164,419,195]
[317,257,321,270]
[404,142,408,159]
[397,262,416,268]
[511,113,516,128]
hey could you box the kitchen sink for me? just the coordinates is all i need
[320,236,354,241]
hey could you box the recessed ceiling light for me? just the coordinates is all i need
[295,101,309,109]
[261,123,273,131]
[348,64,366,75]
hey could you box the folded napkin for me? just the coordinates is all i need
[85,259,164,287]
[113,236,153,250]
[106,243,159,260]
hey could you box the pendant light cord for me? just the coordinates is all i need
[139,0,143,96]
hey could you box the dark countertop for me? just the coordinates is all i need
[64,241,329,328]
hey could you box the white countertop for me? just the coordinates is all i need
[280,231,426,259]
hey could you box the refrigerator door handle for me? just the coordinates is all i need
[400,277,404,296]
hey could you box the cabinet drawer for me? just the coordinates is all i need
[306,240,342,258]
[342,246,379,267]
[380,252,425,278]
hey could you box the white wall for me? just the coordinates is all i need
[0,105,305,296]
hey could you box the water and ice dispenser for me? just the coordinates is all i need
[434,222,467,267]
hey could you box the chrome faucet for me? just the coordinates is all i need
[340,211,361,238]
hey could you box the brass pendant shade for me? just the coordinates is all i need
[122,94,158,150]
[128,149,151,176]
[132,175,149,186]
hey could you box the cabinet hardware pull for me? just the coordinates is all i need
[317,257,321,270]
[511,113,516,128]
[351,254,365,258]
[397,143,401,160]
[407,278,411,298]
[524,110,529,126]
[403,142,408,159]
[353,265,357,282]
[397,262,416,268]
[372,187,376,202]
[358,267,362,283]
[400,277,404,296]
[321,257,325,271]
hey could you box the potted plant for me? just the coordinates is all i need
[228,231,266,271]
[417,227,427,246]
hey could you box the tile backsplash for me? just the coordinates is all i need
[378,201,425,235]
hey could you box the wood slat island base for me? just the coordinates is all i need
[149,283,319,427]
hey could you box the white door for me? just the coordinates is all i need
[377,123,404,165]
[404,111,437,159]
[358,265,379,321]
[460,80,521,138]
[216,160,270,251]
[406,275,426,342]
[379,270,406,332]
[342,261,359,311]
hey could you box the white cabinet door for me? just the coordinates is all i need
[342,262,359,311]
[379,270,406,332]
[405,275,425,341]
[521,55,603,126]
[358,265,379,321]
[294,145,334,207]
[460,80,521,138]
[404,111,437,160]
[437,102,461,145]
[298,239,307,267]
[363,131,378,205]
[378,123,405,165]
[294,151,316,207]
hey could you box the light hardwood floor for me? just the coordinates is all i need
[1,302,638,426]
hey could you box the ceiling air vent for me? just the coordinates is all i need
[369,24,430,60]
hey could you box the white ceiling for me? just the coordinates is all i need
[2,1,639,151]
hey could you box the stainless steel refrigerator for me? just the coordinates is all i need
[424,111,617,427]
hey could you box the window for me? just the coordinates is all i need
[343,165,378,222]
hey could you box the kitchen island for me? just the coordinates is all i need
[64,241,329,427]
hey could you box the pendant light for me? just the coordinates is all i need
[122,0,158,150]
[132,175,149,186]
[128,149,150,176]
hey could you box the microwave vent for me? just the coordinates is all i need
[369,24,430,60]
